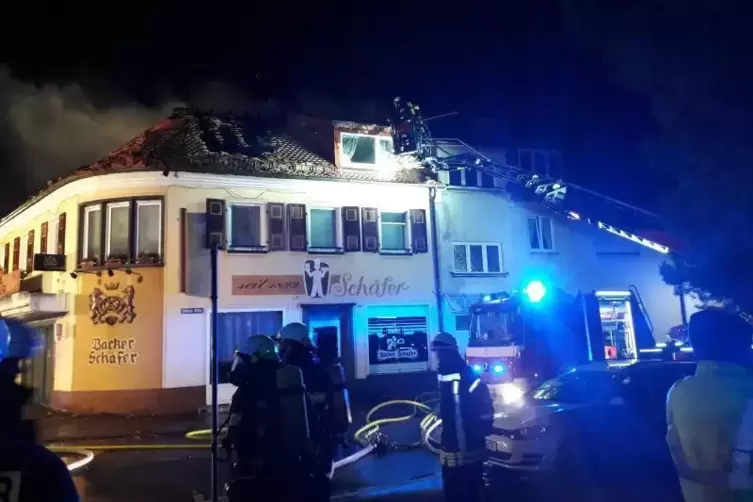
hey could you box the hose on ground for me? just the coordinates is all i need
[51,392,444,475]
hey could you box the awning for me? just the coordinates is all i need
[0,292,69,322]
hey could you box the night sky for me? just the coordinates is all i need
[0,1,663,217]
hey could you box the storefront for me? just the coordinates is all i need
[172,250,438,406]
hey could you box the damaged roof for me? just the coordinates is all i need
[9,109,434,220]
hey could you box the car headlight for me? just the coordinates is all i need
[498,382,524,404]
[510,425,547,441]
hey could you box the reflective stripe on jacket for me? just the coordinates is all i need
[666,361,753,502]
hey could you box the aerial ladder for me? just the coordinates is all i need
[387,97,675,255]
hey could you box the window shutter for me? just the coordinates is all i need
[26,230,35,271]
[41,222,49,255]
[361,207,379,252]
[267,203,287,251]
[341,206,361,252]
[3,243,8,273]
[12,237,20,271]
[287,204,307,251]
[409,209,428,253]
[57,213,66,255]
[205,199,226,249]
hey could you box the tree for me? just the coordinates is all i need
[562,0,753,313]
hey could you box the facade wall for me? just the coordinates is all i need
[436,186,695,354]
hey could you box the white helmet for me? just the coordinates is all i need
[430,332,459,352]
[278,322,312,346]
[0,318,38,362]
[236,335,279,362]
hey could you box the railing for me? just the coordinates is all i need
[629,284,654,335]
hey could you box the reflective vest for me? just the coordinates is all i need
[666,361,753,502]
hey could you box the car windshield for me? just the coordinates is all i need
[469,309,523,347]
[529,369,619,405]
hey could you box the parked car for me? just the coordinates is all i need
[483,359,695,501]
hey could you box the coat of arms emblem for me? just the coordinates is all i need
[89,283,136,326]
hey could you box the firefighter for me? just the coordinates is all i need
[224,335,310,502]
[0,317,80,502]
[431,332,495,502]
[666,309,753,501]
[277,322,350,502]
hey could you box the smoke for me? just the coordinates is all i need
[0,66,183,193]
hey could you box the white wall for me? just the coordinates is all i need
[161,179,438,389]
[436,186,692,353]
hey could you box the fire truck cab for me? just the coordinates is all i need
[466,281,657,402]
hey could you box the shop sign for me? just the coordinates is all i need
[181,307,205,314]
[89,282,136,326]
[0,270,21,299]
[368,329,428,365]
[33,253,66,272]
[88,337,139,365]
[232,259,409,299]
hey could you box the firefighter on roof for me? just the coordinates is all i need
[666,309,753,501]
[431,332,495,502]
[0,317,80,502]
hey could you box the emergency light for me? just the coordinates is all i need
[492,363,506,374]
[472,363,484,373]
[524,280,547,303]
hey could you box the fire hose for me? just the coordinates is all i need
[50,393,444,475]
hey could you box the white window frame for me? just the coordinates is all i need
[135,200,163,257]
[452,242,504,274]
[47,218,59,255]
[82,205,102,260]
[340,132,394,168]
[105,201,131,259]
[528,216,555,252]
[226,202,268,251]
[306,207,342,251]
[378,210,411,253]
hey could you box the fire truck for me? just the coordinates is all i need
[463,282,659,400]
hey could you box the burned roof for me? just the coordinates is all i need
[10,109,434,219]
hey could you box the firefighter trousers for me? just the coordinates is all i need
[441,462,485,502]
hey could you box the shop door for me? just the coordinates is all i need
[301,304,355,381]
[20,324,55,406]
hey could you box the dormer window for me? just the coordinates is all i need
[340,133,393,167]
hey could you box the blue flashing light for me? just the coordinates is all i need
[524,280,547,303]
[472,364,484,373]
[492,363,506,374]
[483,295,492,302]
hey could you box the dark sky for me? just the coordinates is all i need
[0,0,663,217]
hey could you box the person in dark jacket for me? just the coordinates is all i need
[431,332,495,502]
[0,317,80,502]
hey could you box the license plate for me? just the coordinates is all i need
[485,439,497,452]
[486,435,510,453]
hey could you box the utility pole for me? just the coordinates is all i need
[210,244,220,502]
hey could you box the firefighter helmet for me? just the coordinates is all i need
[278,322,312,347]
[431,332,459,352]
[0,318,38,362]
[237,335,280,362]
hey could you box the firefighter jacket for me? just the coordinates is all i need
[437,357,495,467]
[666,360,753,502]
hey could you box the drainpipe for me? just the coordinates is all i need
[429,186,444,332]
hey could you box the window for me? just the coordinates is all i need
[2,243,8,273]
[78,198,163,267]
[136,200,162,258]
[106,202,130,260]
[455,314,471,331]
[308,208,338,250]
[12,237,20,271]
[40,222,48,256]
[528,216,554,251]
[379,211,408,252]
[530,370,618,405]
[367,314,429,372]
[340,133,393,167]
[82,206,103,262]
[215,310,283,384]
[452,242,503,274]
[228,203,264,250]
[46,218,59,254]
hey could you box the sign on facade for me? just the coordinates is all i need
[181,307,205,314]
[88,337,139,365]
[232,259,409,299]
[89,283,136,326]
[32,253,66,272]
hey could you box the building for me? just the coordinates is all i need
[0,111,440,414]
[434,148,695,356]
